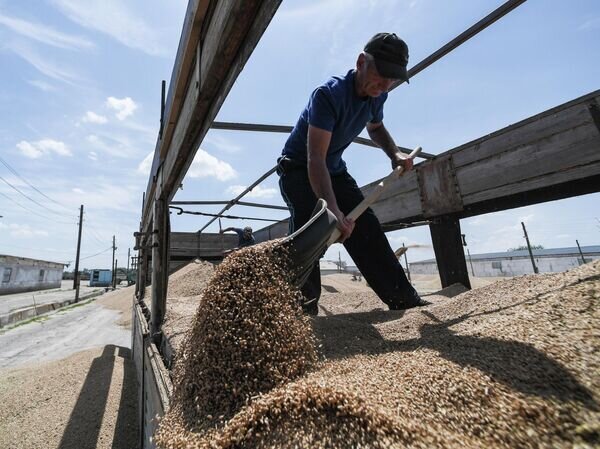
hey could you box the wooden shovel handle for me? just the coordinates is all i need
[326,146,422,246]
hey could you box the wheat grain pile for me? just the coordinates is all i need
[156,248,600,448]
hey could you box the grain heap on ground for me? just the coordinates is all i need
[157,248,600,448]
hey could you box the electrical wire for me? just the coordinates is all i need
[0,174,72,218]
[79,246,113,261]
[0,191,76,225]
[0,155,72,212]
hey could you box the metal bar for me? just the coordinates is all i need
[211,121,435,159]
[170,200,288,210]
[197,165,278,233]
[151,198,167,343]
[169,206,280,222]
[392,0,528,90]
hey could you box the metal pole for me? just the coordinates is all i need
[576,240,586,265]
[402,242,411,283]
[521,222,539,274]
[112,236,117,288]
[73,205,83,290]
[126,248,131,285]
[151,198,167,343]
[198,165,278,233]
[467,248,475,276]
[392,0,528,90]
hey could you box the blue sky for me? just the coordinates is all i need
[0,0,599,270]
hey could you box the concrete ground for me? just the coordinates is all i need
[0,280,104,317]
[0,300,130,370]
[0,286,138,449]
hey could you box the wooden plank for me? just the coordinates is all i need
[359,168,418,203]
[160,0,211,159]
[463,159,600,206]
[143,341,171,449]
[162,1,281,203]
[143,0,212,229]
[453,101,594,167]
[429,217,471,289]
[457,125,600,196]
[416,155,463,217]
[449,90,600,165]
[369,187,422,225]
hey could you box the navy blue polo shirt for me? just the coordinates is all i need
[282,69,387,175]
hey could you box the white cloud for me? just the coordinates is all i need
[82,111,108,124]
[205,134,242,153]
[578,17,600,31]
[88,151,98,161]
[138,151,154,175]
[0,12,93,50]
[16,139,72,159]
[6,223,49,237]
[27,79,56,91]
[51,0,166,56]
[188,149,236,181]
[226,184,278,199]
[9,43,80,85]
[86,134,137,158]
[106,96,137,120]
[72,188,85,194]
[77,182,137,211]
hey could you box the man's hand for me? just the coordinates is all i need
[332,210,355,243]
[391,152,414,172]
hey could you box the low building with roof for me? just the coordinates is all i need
[0,254,66,295]
[409,246,600,277]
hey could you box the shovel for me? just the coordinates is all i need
[279,146,422,287]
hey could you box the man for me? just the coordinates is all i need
[220,226,255,248]
[277,32,426,315]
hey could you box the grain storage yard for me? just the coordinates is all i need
[149,243,600,449]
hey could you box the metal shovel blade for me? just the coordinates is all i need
[277,198,338,288]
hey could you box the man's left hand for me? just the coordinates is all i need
[391,153,414,172]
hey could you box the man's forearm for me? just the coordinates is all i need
[368,125,403,160]
[308,160,341,215]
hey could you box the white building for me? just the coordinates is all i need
[0,255,65,295]
[410,246,600,277]
[320,260,342,275]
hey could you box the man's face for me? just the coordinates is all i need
[356,53,397,97]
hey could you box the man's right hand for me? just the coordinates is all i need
[333,210,354,243]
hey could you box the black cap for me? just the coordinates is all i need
[364,32,409,83]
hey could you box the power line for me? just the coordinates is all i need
[0,155,72,212]
[0,174,75,219]
[80,246,113,261]
[0,190,75,225]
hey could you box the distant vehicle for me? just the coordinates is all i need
[89,269,112,287]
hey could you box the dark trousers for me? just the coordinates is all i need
[277,159,414,309]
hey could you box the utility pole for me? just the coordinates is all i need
[338,251,342,273]
[576,240,586,265]
[112,235,117,288]
[402,242,411,283]
[114,258,118,288]
[73,205,84,290]
[521,222,539,274]
[126,248,131,285]
[461,233,475,276]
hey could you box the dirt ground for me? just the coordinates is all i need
[159,258,599,448]
[0,286,138,449]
